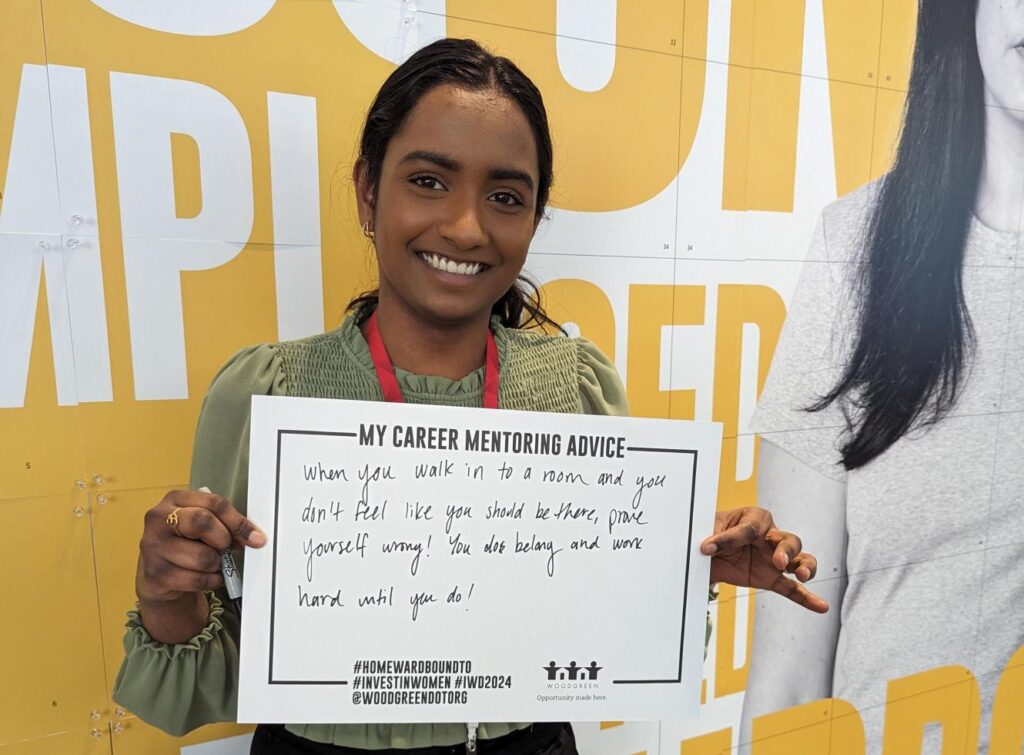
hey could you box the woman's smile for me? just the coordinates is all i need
[416,251,490,278]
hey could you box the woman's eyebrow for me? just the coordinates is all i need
[489,169,534,191]
[399,150,460,171]
[399,150,534,190]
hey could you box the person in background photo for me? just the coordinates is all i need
[112,38,828,755]
[742,0,1024,751]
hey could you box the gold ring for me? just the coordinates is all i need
[166,508,182,536]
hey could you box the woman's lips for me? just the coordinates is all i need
[417,251,488,277]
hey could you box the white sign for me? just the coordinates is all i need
[238,396,722,723]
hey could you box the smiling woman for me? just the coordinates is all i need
[112,37,828,755]
[354,84,542,378]
[346,41,562,385]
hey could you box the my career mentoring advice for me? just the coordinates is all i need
[359,422,627,458]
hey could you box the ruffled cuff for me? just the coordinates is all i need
[112,592,240,736]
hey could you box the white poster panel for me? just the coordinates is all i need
[239,396,721,723]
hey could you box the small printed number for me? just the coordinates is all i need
[663,243,670,250]
[670,38,677,46]
[25,462,31,469]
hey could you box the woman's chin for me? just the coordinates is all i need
[409,299,496,329]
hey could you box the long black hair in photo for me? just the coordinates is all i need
[809,0,985,470]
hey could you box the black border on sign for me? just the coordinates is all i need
[611,447,698,685]
[269,429,357,685]
[267,432,700,687]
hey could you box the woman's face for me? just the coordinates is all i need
[976,0,1024,119]
[356,84,540,328]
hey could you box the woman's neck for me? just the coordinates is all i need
[369,298,492,381]
[976,107,1024,233]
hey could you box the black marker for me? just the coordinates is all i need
[199,486,243,612]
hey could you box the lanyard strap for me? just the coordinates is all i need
[364,310,499,409]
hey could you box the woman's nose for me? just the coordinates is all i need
[438,197,489,250]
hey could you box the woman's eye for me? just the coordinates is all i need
[411,175,444,190]
[491,191,524,207]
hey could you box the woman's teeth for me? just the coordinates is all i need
[419,252,484,276]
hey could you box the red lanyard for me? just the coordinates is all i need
[363,310,500,409]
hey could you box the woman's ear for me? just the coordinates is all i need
[353,157,375,227]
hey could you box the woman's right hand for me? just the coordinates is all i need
[135,489,265,643]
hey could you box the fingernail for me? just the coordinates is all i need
[783,553,790,566]
[702,542,717,555]
[249,530,267,547]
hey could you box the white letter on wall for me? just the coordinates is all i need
[88,1,276,36]
[268,91,324,340]
[0,64,112,408]
[110,72,254,400]
[556,0,617,92]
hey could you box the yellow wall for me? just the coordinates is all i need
[1,1,1019,754]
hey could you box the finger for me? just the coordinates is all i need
[701,508,772,555]
[712,509,740,534]
[143,556,224,594]
[701,512,732,552]
[785,552,818,582]
[162,537,224,574]
[171,506,233,551]
[168,490,266,547]
[768,573,829,614]
[766,529,803,571]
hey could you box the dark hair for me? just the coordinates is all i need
[348,38,562,333]
[809,0,983,470]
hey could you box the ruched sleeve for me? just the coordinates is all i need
[188,343,287,515]
[575,337,629,416]
[112,343,285,734]
[113,593,240,735]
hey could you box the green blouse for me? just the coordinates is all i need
[113,316,630,748]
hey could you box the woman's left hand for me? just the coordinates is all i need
[701,507,829,614]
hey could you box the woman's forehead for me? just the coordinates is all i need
[385,84,538,177]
